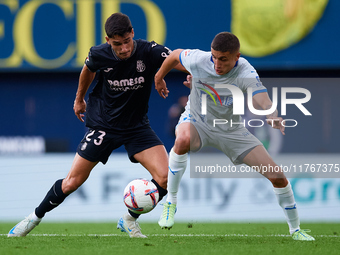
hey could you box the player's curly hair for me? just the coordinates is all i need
[105,13,133,38]
[211,32,240,53]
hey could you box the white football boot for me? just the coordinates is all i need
[117,213,147,238]
[8,212,41,237]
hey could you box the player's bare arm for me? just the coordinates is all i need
[174,62,188,73]
[154,49,183,99]
[252,92,285,135]
[74,65,96,122]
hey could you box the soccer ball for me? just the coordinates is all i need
[123,179,159,214]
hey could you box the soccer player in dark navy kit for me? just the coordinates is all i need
[8,13,185,238]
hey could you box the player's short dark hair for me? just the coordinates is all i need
[105,13,133,38]
[211,32,240,53]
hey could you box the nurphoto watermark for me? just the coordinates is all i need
[200,83,311,128]
[189,78,339,179]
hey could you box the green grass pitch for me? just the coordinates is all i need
[1,222,339,255]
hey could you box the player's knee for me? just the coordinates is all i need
[174,134,190,154]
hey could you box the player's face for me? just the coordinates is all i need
[106,29,135,60]
[211,48,241,75]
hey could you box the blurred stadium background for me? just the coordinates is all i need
[1,0,339,224]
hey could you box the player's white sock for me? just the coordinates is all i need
[31,211,42,221]
[166,148,188,205]
[273,181,300,234]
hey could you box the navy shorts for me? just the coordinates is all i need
[77,125,164,164]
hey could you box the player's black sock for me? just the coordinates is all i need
[35,179,69,218]
[151,179,168,201]
[128,210,140,219]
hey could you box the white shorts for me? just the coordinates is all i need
[177,108,263,165]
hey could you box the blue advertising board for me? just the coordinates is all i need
[0,0,339,71]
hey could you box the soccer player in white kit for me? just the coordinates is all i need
[154,32,314,241]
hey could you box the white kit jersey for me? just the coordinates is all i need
[179,49,267,132]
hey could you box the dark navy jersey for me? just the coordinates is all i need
[84,39,171,131]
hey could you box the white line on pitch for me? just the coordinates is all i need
[1,234,339,237]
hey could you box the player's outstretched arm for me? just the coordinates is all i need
[74,65,96,122]
[253,92,285,135]
[155,49,182,99]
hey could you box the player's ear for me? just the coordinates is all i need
[235,52,241,61]
[105,36,110,43]
[131,28,135,38]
